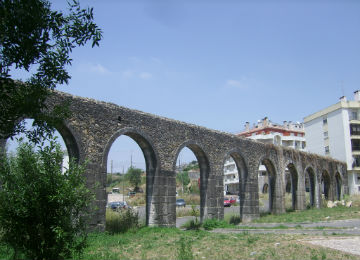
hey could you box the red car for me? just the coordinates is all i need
[224,197,231,207]
[229,197,236,204]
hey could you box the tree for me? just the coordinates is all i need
[177,171,190,194]
[0,138,93,260]
[0,0,102,141]
[125,167,143,191]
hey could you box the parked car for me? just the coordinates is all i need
[229,197,236,204]
[108,201,131,211]
[128,191,136,197]
[224,197,231,207]
[112,187,120,193]
[176,198,186,207]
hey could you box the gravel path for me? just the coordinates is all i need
[212,219,360,256]
[303,237,360,256]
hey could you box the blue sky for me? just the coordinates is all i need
[9,0,360,172]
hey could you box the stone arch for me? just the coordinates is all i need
[258,157,277,214]
[54,121,81,162]
[305,166,316,208]
[1,119,81,162]
[103,127,158,226]
[262,183,269,193]
[173,140,210,222]
[274,135,281,146]
[285,163,298,210]
[321,170,331,200]
[335,172,342,200]
[222,149,249,221]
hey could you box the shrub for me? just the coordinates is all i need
[0,140,93,260]
[106,209,139,234]
[202,219,229,230]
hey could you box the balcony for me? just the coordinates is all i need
[224,178,239,184]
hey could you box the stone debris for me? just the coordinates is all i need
[327,200,352,208]
[346,201,352,207]
[305,237,360,256]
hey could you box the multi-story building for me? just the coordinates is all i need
[224,117,306,194]
[304,91,360,194]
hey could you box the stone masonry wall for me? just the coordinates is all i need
[0,91,348,231]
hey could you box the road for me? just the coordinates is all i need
[131,205,244,228]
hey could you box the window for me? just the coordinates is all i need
[351,139,360,151]
[325,146,330,154]
[323,117,328,125]
[352,111,358,121]
[353,156,360,167]
[323,131,328,139]
[350,124,360,135]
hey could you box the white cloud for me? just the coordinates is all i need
[139,72,153,79]
[226,79,242,87]
[224,77,251,89]
[89,63,111,75]
[121,70,135,78]
[78,63,111,75]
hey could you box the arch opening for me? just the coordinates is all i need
[258,159,276,214]
[4,119,79,167]
[174,144,209,224]
[285,163,298,211]
[223,152,248,223]
[335,172,342,200]
[305,167,316,208]
[321,170,331,201]
[104,131,157,227]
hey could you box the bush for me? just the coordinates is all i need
[202,219,229,230]
[0,140,93,260]
[106,209,139,234]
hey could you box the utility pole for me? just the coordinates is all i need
[111,160,113,174]
[122,166,125,203]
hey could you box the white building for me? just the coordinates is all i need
[224,118,306,194]
[304,91,360,194]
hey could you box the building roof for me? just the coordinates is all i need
[304,100,360,123]
[237,117,304,137]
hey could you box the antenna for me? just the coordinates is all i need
[341,80,345,97]
[130,153,133,168]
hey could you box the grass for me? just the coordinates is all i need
[254,205,360,224]
[80,229,358,259]
[0,227,357,260]
[255,194,360,223]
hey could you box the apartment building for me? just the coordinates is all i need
[304,91,360,194]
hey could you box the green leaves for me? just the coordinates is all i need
[0,138,93,259]
[125,167,143,190]
[0,0,102,141]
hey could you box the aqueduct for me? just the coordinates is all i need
[1,91,348,230]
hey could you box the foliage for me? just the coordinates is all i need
[181,194,200,205]
[177,171,190,187]
[105,209,139,234]
[125,167,143,190]
[176,237,193,260]
[183,160,199,171]
[0,138,93,260]
[202,219,231,230]
[189,179,200,194]
[0,0,102,141]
